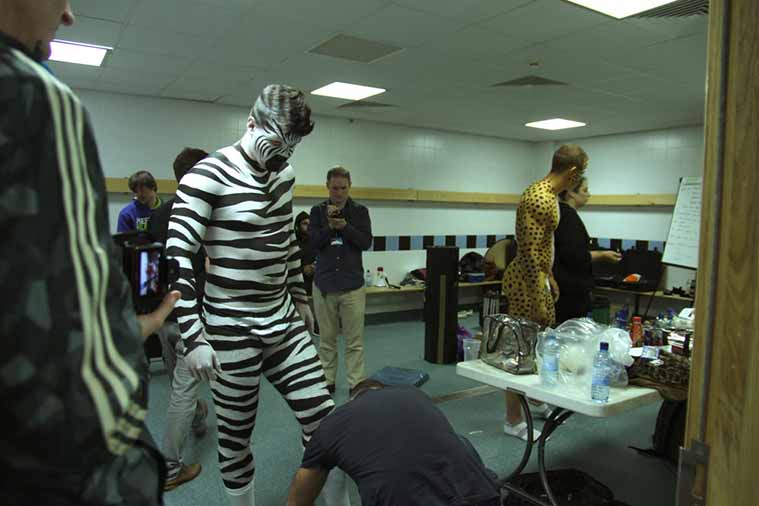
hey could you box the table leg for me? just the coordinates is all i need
[500,397,575,506]
[537,407,575,506]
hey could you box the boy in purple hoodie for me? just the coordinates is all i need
[117,170,162,232]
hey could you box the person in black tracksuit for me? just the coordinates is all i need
[554,177,622,324]
[1,5,179,504]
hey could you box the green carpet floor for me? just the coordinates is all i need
[146,315,675,506]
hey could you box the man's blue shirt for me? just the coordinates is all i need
[309,198,372,293]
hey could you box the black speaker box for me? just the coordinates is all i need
[424,246,459,364]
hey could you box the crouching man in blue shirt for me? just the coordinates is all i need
[286,381,501,506]
[309,166,373,396]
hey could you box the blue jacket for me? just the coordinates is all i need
[309,198,372,293]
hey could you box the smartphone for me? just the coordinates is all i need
[123,241,179,313]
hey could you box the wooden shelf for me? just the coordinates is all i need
[594,286,694,302]
[105,177,675,208]
[366,280,500,295]
[416,190,520,205]
[294,185,417,201]
[586,194,676,207]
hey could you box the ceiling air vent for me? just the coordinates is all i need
[338,100,397,110]
[308,34,403,63]
[493,75,568,87]
[631,0,708,17]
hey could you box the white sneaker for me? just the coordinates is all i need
[530,402,554,420]
[503,421,541,442]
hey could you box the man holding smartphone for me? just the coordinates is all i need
[0,1,179,504]
[309,167,373,396]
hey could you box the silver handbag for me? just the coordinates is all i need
[481,314,540,375]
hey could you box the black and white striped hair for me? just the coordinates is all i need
[250,84,315,138]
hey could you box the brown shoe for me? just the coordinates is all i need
[192,399,209,438]
[164,463,202,491]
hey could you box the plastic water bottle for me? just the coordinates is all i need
[541,333,560,387]
[364,269,374,287]
[591,342,611,403]
[374,266,388,287]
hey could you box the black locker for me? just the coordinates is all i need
[424,246,459,364]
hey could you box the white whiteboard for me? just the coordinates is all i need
[663,176,703,269]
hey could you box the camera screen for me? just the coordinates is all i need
[138,249,163,298]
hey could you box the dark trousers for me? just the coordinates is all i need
[555,292,592,325]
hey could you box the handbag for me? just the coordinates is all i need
[481,314,540,375]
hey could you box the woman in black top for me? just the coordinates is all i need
[295,211,316,295]
[554,178,621,324]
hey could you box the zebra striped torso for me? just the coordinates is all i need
[167,143,306,351]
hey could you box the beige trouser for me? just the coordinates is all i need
[312,285,367,388]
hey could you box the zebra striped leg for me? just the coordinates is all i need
[261,310,335,446]
[225,477,255,506]
[210,336,264,492]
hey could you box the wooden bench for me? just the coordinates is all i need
[363,280,500,315]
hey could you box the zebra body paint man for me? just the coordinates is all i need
[166,85,334,505]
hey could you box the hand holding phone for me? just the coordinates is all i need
[136,290,181,338]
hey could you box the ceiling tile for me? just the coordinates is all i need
[117,26,215,57]
[56,15,123,47]
[626,16,708,41]
[484,0,610,47]
[388,0,536,23]
[128,0,248,38]
[71,0,139,22]
[181,60,263,81]
[51,0,708,141]
[217,94,257,107]
[421,25,519,60]
[106,49,194,75]
[48,61,103,88]
[253,0,387,30]
[99,66,178,89]
[347,4,463,48]
[160,87,223,102]
[93,81,165,98]
[541,19,674,61]
[613,32,708,84]
[492,45,642,89]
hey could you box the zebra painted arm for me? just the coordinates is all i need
[286,228,308,305]
[166,169,220,353]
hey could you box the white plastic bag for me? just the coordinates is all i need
[536,318,632,391]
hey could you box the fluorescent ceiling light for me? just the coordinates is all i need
[311,82,386,101]
[525,118,587,131]
[564,0,679,19]
[50,39,111,66]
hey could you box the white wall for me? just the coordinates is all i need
[82,89,533,286]
[85,90,702,293]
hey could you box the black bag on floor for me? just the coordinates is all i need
[503,468,619,505]
[631,400,687,465]
[653,400,687,464]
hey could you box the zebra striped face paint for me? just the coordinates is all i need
[248,122,301,172]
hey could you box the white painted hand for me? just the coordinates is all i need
[185,343,222,381]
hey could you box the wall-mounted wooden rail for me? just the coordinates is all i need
[105,177,676,207]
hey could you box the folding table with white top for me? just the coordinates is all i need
[456,359,662,506]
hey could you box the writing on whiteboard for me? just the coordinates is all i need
[663,176,702,269]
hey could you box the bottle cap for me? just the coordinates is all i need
[600,342,609,351]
